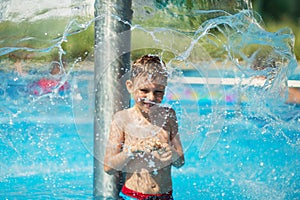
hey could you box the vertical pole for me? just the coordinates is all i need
[94,0,132,199]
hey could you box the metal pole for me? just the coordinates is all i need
[94,0,132,199]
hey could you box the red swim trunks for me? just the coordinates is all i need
[120,185,173,200]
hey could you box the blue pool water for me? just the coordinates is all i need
[1,70,299,199]
[1,0,300,199]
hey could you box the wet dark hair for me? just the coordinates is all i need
[130,55,168,83]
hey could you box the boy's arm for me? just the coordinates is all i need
[170,133,185,168]
[103,117,132,175]
[169,108,185,168]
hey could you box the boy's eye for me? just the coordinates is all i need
[140,89,149,93]
[154,91,164,95]
[154,91,164,97]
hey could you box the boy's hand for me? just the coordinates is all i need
[132,137,162,153]
[145,138,163,152]
[152,143,172,163]
[127,137,163,154]
[130,140,146,153]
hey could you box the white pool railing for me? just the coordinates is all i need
[171,77,300,87]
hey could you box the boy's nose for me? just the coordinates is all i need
[147,92,155,100]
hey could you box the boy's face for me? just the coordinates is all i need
[127,76,166,113]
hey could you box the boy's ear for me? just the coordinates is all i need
[126,80,133,93]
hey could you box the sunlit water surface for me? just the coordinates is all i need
[1,1,300,199]
[1,69,299,199]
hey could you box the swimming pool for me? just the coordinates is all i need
[1,0,300,198]
[1,69,299,199]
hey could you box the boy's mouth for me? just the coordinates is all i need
[138,98,156,107]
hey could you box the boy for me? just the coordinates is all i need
[104,55,185,200]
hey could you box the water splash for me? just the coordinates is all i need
[1,1,300,199]
[1,2,298,161]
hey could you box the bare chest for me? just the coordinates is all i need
[123,119,170,144]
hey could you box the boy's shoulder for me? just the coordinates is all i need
[113,107,133,116]
[158,106,176,117]
[112,108,134,123]
[110,109,131,130]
